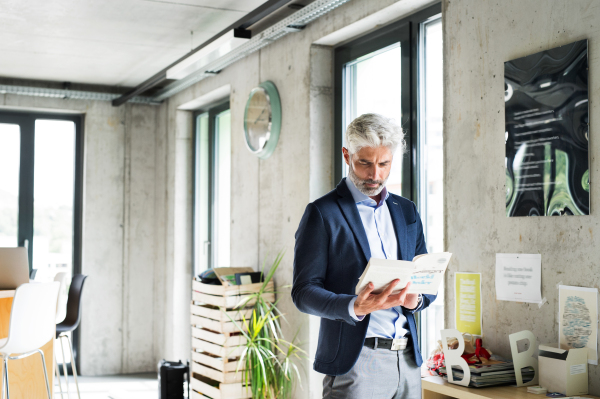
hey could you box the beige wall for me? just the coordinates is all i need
[443,0,600,393]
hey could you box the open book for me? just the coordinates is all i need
[355,252,452,296]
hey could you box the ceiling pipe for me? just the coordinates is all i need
[151,0,353,102]
[112,0,294,107]
[0,84,160,104]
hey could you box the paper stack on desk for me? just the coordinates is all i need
[439,362,535,388]
[355,253,451,295]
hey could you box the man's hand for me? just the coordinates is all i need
[354,280,420,317]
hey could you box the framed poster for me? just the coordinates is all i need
[505,40,589,217]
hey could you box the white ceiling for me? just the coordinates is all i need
[0,0,269,87]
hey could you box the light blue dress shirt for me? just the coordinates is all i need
[346,178,422,339]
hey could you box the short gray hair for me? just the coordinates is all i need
[345,113,405,155]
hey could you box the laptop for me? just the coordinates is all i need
[0,247,30,290]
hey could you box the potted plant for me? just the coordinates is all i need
[227,252,305,399]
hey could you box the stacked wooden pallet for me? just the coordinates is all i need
[190,278,275,399]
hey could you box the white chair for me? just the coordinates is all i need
[53,272,69,399]
[54,272,69,325]
[0,282,60,399]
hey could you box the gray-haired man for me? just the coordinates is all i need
[292,113,435,398]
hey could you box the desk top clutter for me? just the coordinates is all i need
[421,376,600,399]
[430,328,593,397]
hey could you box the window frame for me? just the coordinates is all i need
[192,100,230,276]
[0,109,85,373]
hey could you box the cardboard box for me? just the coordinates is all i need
[539,344,588,396]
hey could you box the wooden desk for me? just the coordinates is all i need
[0,290,54,398]
[422,376,599,399]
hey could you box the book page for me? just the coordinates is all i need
[355,259,415,295]
[355,253,451,296]
[410,252,451,295]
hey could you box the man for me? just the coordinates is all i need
[292,113,435,398]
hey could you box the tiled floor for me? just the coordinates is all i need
[53,373,160,399]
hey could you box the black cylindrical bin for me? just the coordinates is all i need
[158,359,189,399]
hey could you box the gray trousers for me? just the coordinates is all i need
[323,344,421,399]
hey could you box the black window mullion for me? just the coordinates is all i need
[72,115,84,276]
[399,24,413,201]
[17,117,35,270]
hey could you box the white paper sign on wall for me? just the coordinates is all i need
[440,329,471,387]
[509,330,539,386]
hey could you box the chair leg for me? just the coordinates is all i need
[37,350,52,399]
[59,336,71,399]
[63,335,81,399]
[3,357,9,399]
[1,356,4,399]
[55,352,65,399]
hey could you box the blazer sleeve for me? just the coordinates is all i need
[406,202,437,314]
[291,203,358,326]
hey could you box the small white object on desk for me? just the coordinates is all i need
[539,343,588,396]
[526,385,547,394]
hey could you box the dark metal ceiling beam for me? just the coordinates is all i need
[112,0,293,106]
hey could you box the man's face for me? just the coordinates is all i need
[343,145,394,196]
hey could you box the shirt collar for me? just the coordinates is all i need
[345,177,389,208]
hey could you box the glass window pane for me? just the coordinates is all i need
[215,110,231,268]
[195,113,210,275]
[343,43,403,195]
[33,119,75,283]
[419,16,444,360]
[0,123,20,247]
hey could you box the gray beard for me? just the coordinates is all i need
[347,166,388,197]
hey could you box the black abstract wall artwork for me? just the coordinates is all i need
[505,40,589,217]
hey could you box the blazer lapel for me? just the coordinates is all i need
[336,179,371,262]
[386,196,408,261]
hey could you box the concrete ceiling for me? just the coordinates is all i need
[0,0,269,87]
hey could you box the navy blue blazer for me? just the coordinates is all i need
[292,178,435,376]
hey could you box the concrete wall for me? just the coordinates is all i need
[443,0,600,393]
[0,94,165,375]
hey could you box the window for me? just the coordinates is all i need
[0,112,83,279]
[193,101,231,276]
[0,111,84,369]
[335,21,411,198]
[342,43,404,195]
[335,4,443,359]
